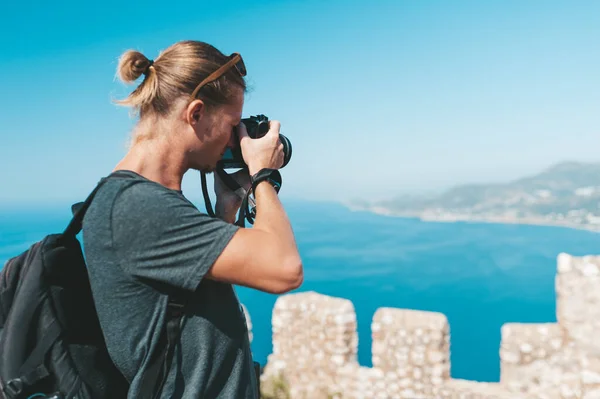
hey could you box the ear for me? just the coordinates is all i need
[185,99,205,126]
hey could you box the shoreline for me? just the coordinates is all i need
[345,205,600,234]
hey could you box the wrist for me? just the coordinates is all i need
[251,168,282,194]
[248,165,261,177]
[249,163,273,177]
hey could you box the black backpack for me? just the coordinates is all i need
[0,173,185,399]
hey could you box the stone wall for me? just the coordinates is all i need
[499,253,600,399]
[259,292,517,399]
[252,253,600,398]
[259,292,358,398]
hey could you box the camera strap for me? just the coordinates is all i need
[217,167,249,202]
[200,167,256,227]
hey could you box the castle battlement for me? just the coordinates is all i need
[241,253,600,398]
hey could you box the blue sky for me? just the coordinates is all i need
[1,0,599,206]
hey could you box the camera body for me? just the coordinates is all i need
[218,114,292,169]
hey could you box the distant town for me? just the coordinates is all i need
[348,162,600,232]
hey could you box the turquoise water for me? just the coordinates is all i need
[1,200,598,382]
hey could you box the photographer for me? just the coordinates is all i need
[82,40,303,398]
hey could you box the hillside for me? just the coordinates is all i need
[352,162,600,231]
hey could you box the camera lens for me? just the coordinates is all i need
[280,134,292,168]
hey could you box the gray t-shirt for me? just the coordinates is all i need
[82,170,258,399]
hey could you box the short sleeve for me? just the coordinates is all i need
[110,181,239,292]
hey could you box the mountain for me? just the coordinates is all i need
[351,162,600,232]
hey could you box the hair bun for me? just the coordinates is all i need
[114,40,246,118]
[117,50,153,83]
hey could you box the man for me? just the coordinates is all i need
[82,40,303,398]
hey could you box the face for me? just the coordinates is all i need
[189,88,244,172]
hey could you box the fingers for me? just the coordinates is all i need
[238,118,284,174]
[267,120,281,139]
[278,142,284,168]
[276,143,284,168]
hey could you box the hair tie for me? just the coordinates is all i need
[143,60,154,76]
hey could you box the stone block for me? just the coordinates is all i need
[501,322,583,399]
[372,307,450,398]
[261,291,358,399]
[556,253,600,355]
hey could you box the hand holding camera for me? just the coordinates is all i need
[238,120,284,176]
[218,114,292,172]
[204,114,292,226]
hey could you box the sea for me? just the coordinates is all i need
[1,199,599,382]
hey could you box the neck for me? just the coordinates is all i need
[114,132,188,191]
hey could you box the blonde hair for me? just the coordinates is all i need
[115,40,246,118]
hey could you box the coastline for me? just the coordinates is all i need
[345,204,600,234]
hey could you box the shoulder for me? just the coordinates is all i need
[114,178,183,208]
[109,177,202,225]
[85,173,200,227]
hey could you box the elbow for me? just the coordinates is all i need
[269,257,304,294]
[287,258,304,290]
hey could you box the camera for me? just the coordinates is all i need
[218,114,292,169]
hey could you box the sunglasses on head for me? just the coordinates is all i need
[190,53,246,99]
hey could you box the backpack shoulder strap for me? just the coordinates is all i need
[63,170,135,237]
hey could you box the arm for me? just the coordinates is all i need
[111,173,300,295]
[207,181,302,294]
[206,121,303,294]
